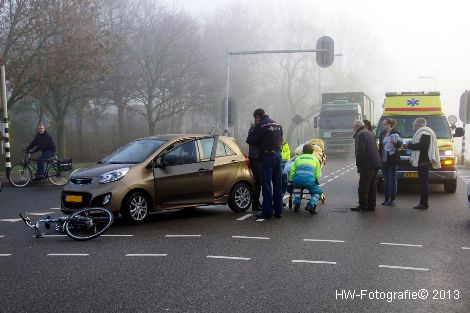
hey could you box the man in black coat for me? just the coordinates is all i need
[246,108,283,219]
[351,120,382,211]
[25,123,56,180]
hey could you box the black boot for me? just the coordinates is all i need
[387,195,395,206]
[381,195,389,206]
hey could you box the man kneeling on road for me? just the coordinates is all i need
[288,143,322,214]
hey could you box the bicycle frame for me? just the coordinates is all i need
[20,153,57,178]
[20,213,67,238]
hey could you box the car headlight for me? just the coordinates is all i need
[98,168,129,184]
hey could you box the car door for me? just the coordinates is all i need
[213,140,240,199]
[153,136,216,206]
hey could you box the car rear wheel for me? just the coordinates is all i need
[121,191,151,224]
[229,183,252,213]
[444,179,457,193]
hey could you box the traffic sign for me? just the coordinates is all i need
[459,91,470,123]
[292,114,304,125]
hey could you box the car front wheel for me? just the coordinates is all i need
[229,183,252,213]
[122,191,151,224]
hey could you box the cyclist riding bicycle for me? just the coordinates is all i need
[24,123,56,181]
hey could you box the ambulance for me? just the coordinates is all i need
[376,92,464,193]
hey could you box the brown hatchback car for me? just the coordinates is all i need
[61,135,254,223]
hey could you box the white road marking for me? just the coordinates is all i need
[125,254,167,257]
[462,247,470,250]
[303,239,345,243]
[255,219,265,222]
[319,183,325,187]
[237,214,253,221]
[334,176,340,179]
[232,236,270,240]
[327,179,333,182]
[380,242,423,247]
[101,235,134,237]
[0,254,12,257]
[28,212,54,216]
[379,265,429,271]
[207,255,250,261]
[43,235,67,237]
[49,208,62,210]
[0,235,4,238]
[165,234,202,238]
[0,219,22,222]
[47,253,89,256]
[323,175,329,179]
[291,260,336,265]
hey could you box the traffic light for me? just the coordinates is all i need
[316,36,335,68]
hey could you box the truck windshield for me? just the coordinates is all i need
[320,111,358,129]
[376,116,451,139]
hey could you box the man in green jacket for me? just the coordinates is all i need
[289,143,322,214]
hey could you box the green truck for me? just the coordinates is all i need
[315,92,376,154]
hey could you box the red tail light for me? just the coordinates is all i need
[244,155,250,169]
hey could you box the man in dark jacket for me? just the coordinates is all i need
[25,123,56,180]
[351,120,381,211]
[246,108,283,219]
[247,123,262,211]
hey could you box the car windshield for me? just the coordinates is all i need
[320,111,358,129]
[101,139,166,164]
[376,115,452,139]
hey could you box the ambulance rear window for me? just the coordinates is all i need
[376,116,451,139]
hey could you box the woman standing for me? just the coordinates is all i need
[379,118,402,206]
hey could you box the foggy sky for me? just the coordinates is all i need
[169,0,470,122]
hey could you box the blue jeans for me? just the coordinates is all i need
[261,153,282,216]
[293,177,323,207]
[38,150,54,176]
[382,163,397,200]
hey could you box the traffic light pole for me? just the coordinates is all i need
[223,48,327,136]
[1,61,11,178]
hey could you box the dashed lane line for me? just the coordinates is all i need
[207,255,251,261]
[327,179,333,182]
[0,219,22,222]
[0,235,4,238]
[379,265,429,272]
[165,234,202,238]
[232,236,270,240]
[255,219,265,222]
[303,239,345,243]
[236,213,255,221]
[28,212,55,216]
[47,253,89,256]
[0,254,11,257]
[292,260,337,265]
[380,242,423,248]
[125,254,167,257]
[462,247,470,250]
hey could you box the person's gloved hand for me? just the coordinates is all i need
[287,181,294,193]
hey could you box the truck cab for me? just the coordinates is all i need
[376,92,464,193]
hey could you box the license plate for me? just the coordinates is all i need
[65,195,83,203]
[403,172,418,178]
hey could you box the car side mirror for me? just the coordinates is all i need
[454,127,465,138]
[155,156,165,168]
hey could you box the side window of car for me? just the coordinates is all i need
[216,141,227,158]
[224,143,236,156]
[198,138,215,161]
[164,141,198,166]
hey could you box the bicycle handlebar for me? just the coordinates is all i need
[19,213,33,227]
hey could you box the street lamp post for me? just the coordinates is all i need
[418,76,438,92]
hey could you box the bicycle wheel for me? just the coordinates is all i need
[9,164,32,187]
[47,165,72,186]
[65,208,113,241]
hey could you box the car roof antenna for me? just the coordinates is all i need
[208,126,215,135]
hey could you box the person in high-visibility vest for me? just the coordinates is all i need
[289,143,322,214]
[281,137,291,166]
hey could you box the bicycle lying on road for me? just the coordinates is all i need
[19,207,113,241]
[9,152,73,187]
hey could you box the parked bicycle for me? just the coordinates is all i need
[19,207,113,241]
[9,152,73,187]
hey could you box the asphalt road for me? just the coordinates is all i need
[1,158,470,313]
